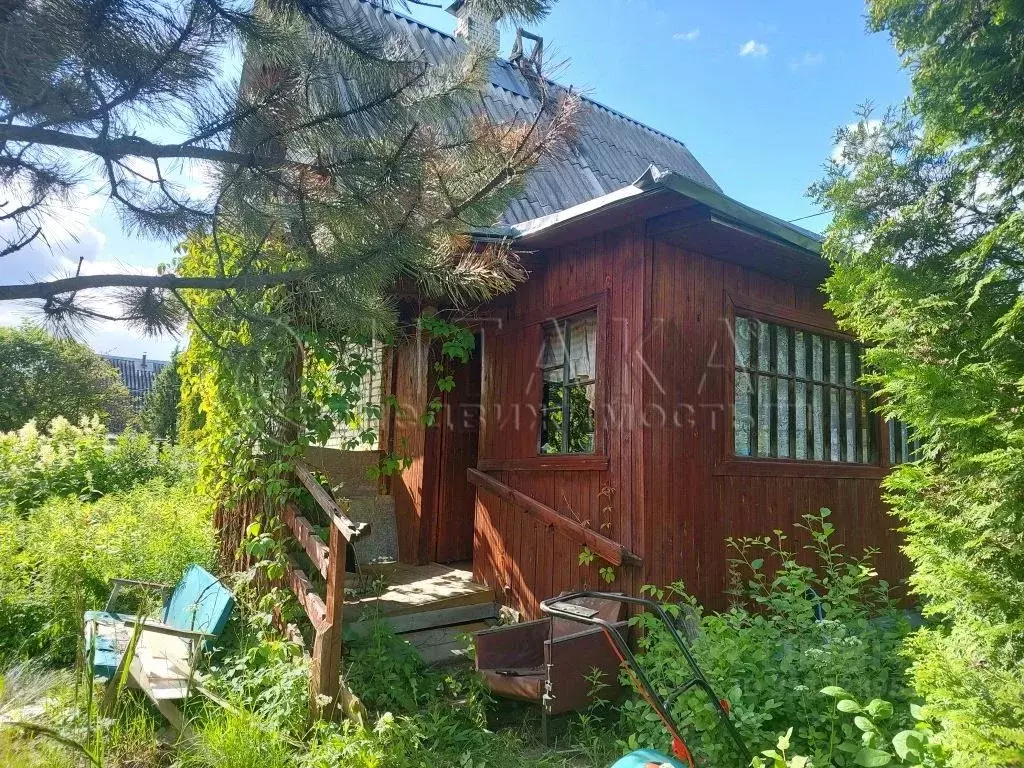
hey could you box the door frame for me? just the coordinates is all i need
[427,337,482,564]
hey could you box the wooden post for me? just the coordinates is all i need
[310,521,346,716]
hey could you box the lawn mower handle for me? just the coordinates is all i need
[540,591,751,767]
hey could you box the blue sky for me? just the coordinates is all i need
[409,0,911,221]
[0,0,910,359]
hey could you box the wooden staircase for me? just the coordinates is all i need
[344,561,497,665]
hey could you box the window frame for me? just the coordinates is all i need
[718,292,889,479]
[538,308,600,456]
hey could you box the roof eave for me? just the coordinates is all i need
[634,166,823,258]
[468,165,823,261]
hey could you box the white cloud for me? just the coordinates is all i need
[830,119,883,164]
[673,29,700,42]
[0,197,175,356]
[0,161,185,357]
[791,51,825,70]
[739,40,768,58]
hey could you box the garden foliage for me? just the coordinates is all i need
[754,691,947,768]
[188,606,565,768]
[619,510,913,766]
[0,479,214,663]
[0,417,189,513]
[176,234,396,504]
[813,1,1024,760]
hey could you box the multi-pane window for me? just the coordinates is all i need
[540,312,597,454]
[888,419,922,465]
[734,316,878,463]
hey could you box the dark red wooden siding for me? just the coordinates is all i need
[432,344,482,563]
[470,226,907,617]
[391,329,437,565]
[473,223,652,613]
[642,239,904,607]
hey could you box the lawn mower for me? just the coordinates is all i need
[540,592,751,768]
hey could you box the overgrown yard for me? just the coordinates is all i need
[0,418,948,768]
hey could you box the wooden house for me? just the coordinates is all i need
[306,0,911,621]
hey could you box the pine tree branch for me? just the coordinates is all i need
[0,270,318,301]
[0,124,320,171]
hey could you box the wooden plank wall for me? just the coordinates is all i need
[644,240,906,607]
[471,225,908,618]
[391,329,438,565]
[474,222,649,615]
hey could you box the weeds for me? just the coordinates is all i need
[0,480,215,664]
[620,509,914,765]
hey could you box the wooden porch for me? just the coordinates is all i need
[228,462,498,714]
[344,561,496,665]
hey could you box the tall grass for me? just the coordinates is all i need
[0,417,192,513]
[0,480,215,664]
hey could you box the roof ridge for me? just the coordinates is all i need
[355,0,459,42]
[353,0,696,155]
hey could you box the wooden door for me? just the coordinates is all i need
[432,342,482,563]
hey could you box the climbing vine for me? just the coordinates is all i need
[176,235,480,509]
[417,312,476,427]
[177,233,392,506]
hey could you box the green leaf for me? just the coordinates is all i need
[777,727,793,751]
[892,730,923,761]
[852,747,892,767]
[866,699,894,720]
[751,558,764,570]
[821,686,850,699]
[854,716,877,733]
[909,703,926,722]
[837,699,862,713]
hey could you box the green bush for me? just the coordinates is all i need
[755,690,949,768]
[0,417,192,513]
[619,510,913,766]
[0,480,215,663]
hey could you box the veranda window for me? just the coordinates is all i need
[734,316,878,463]
[889,419,922,465]
[539,311,597,454]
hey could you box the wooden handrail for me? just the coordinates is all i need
[281,464,352,717]
[285,556,327,631]
[467,468,643,567]
[283,502,330,579]
[293,462,369,542]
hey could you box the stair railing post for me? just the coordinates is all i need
[310,520,346,717]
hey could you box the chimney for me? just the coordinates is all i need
[446,0,499,53]
[141,353,147,369]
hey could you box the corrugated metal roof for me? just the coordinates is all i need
[338,0,721,225]
[102,355,169,407]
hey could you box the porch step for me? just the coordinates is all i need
[344,561,494,623]
[403,620,493,666]
[343,561,497,665]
